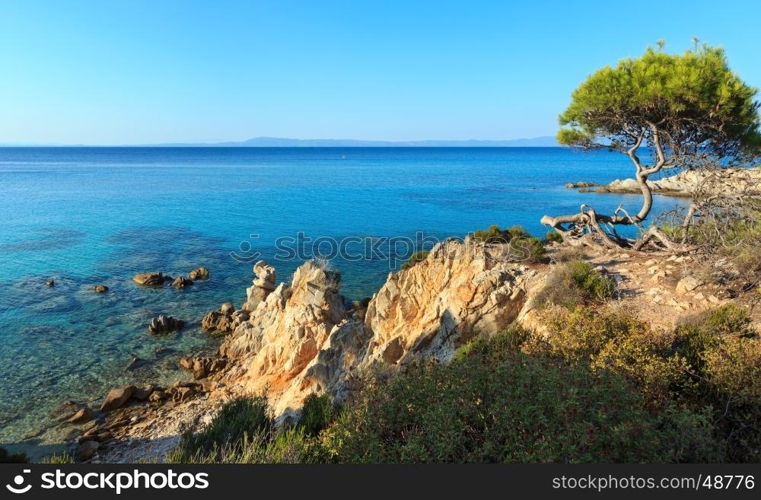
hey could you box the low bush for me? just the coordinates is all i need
[168,396,273,462]
[544,230,563,244]
[472,224,529,243]
[530,304,761,462]
[401,250,430,270]
[535,261,615,308]
[299,393,335,436]
[322,332,721,463]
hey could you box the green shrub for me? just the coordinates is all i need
[530,305,761,462]
[0,447,27,463]
[511,236,546,263]
[472,224,530,243]
[323,334,721,463]
[401,250,430,270]
[168,396,273,462]
[535,261,615,308]
[544,230,563,243]
[299,394,335,436]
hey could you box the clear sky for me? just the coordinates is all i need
[1,0,760,145]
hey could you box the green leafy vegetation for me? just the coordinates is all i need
[401,250,430,270]
[544,230,563,244]
[535,261,616,308]
[525,305,761,462]
[557,43,759,154]
[471,225,546,263]
[321,329,720,463]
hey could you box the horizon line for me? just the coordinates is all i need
[0,135,561,148]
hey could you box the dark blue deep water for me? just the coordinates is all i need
[0,147,686,452]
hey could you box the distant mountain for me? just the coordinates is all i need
[0,136,561,148]
[152,136,560,148]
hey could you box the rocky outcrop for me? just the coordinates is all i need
[242,261,277,311]
[216,241,544,417]
[132,272,169,287]
[147,315,184,334]
[179,357,227,379]
[568,167,761,198]
[201,304,249,334]
[93,285,109,293]
[362,242,538,364]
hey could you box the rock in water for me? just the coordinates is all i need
[148,315,184,334]
[188,267,209,280]
[132,272,167,287]
[45,279,55,287]
[100,385,136,411]
[67,406,94,424]
[172,276,193,289]
[93,285,109,293]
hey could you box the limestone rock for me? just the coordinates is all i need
[676,276,703,293]
[148,315,184,334]
[219,242,542,417]
[101,385,136,411]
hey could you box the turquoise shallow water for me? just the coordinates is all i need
[0,147,686,452]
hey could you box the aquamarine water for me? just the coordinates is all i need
[0,147,685,454]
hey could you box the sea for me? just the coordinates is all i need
[0,147,687,456]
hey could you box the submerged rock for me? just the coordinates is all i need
[147,315,184,334]
[45,279,55,287]
[125,357,147,371]
[171,276,193,289]
[93,285,109,293]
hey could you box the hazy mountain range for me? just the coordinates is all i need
[0,136,560,147]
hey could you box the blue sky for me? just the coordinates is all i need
[1,0,759,144]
